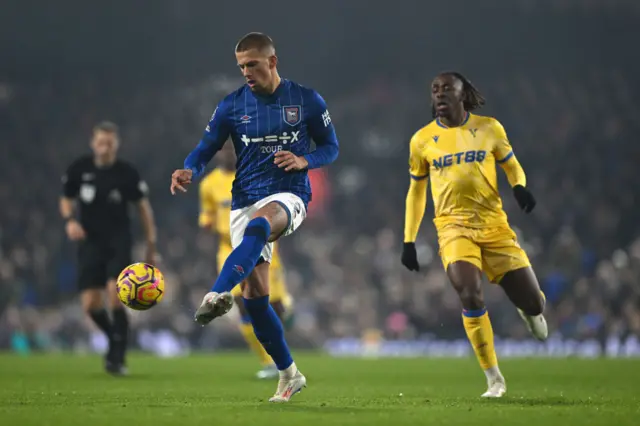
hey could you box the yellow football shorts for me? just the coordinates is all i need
[218,242,290,304]
[437,223,531,283]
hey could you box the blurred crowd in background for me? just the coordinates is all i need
[1,0,639,355]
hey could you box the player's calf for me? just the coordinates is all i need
[499,267,544,315]
[500,267,548,341]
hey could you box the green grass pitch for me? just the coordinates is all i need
[1,352,638,425]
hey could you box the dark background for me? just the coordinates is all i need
[1,0,639,354]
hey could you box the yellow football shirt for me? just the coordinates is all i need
[408,113,520,229]
[199,168,234,243]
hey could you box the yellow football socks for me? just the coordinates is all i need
[462,308,498,370]
[239,322,273,366]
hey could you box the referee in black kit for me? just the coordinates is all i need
[60,121,157,375]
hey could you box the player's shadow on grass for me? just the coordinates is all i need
[88,373,155,380]
[259,404,390,414]
[486,397,604,407]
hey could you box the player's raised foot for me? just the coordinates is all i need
[481,375,506,398]
[518,309,548,341]
[194,291,233,325]
[268,371,307,403]
[256,364,279,380]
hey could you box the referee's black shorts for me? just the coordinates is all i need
[77,234,132,291]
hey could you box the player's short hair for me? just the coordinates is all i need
[93,121,120,136]
[432,72,486,117]
[235,32,275,54]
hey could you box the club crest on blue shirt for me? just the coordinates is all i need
[283,106,302,126]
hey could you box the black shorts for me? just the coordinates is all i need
[77,236,132,291]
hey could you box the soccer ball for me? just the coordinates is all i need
[116,263,165,311]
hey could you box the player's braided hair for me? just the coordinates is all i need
[431,72,486,118]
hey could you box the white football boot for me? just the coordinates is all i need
[481,368,507,398]
[518,309,549,341]
[194,291,234,325]
[269,366,307,403]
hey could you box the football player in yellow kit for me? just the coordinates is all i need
[402,72,548,398]
[199,142,294,380]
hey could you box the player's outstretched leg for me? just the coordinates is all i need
[195,216,272,325]
[498,267,548,341]
[447,261,506,398]
[243,263,305,402]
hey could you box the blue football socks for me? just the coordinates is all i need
[211,217,270,294]
[243,296,293,370]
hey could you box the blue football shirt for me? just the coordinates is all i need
[185,78,339,210]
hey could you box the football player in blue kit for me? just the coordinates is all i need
[170,32,339,402]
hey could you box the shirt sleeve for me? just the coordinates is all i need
[184,99,232,178]
[198,175,217,228]
[491,119,527,187]
[408,133,429,180]
[304,91,339,169]
[125,165,148,202]
[491,119,515,164]
[61,161,81,198]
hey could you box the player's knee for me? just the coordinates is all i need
[81,290,103,312]
[457,282,484,310]
[245,216,272,239]
[243,286,268,299]
[105,279,120,307]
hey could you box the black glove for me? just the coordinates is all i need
[401,242,420,271]
[513,185,536,213]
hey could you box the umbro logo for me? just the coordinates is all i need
[432,135,439,143]
[240,115,252,124]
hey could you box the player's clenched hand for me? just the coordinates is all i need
[170,169,193,195]
[513,185,536,213]
[274,151,308,172]
[401,242,420,272]
[66,219,86,241]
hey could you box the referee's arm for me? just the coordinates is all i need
[129,170,157,264]
[137,194,157,265]
[60,163,86,241]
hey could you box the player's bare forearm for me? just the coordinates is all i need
[499,156,527,188]
[59,196,75,219]
[404,178,428,242]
